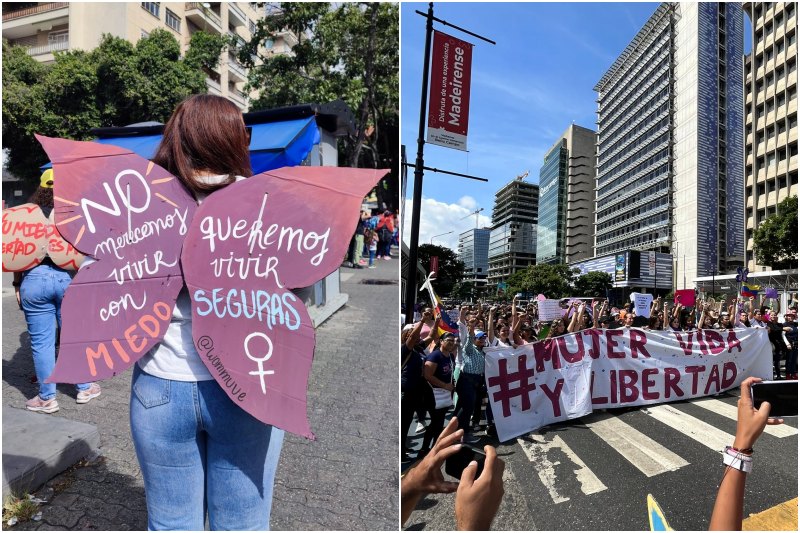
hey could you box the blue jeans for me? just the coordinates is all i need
[369,249,376,266]
[20,264,90,400]
[130,365,284,530]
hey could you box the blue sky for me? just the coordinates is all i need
[401,2,751,251]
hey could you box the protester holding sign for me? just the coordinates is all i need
[14,170,100,414]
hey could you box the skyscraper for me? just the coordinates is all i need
[742,2,798,271]
[487,175,539,289]
[594,3,745,283]
[457,228,491,287]
[537,124,597,265]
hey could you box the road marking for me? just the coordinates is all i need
[691,398,799,438]
[644,404,734,452]
[517,433,607,504]
[584,414,689,477]
[742,498,798,531]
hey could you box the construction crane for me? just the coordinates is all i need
[459,207,484,228]
[515,170,529,181]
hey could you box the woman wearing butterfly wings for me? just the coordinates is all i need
[39,92,386,530]
[123,95,284,530]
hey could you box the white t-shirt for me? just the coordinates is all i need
[139,174,243,382]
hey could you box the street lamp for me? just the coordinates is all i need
[430,231,453,244]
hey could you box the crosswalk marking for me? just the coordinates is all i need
[691,398,799,438]
[517,433,607,503]
[643,404,735,452]
[584,414,689,477]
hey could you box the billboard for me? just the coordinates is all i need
[427,30,474,151]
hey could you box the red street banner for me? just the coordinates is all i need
[427,30,473,151]
[484,328,772,442]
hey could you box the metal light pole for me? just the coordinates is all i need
[403,2,435,325]
[430,230,454,244]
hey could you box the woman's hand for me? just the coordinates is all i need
[455,445,505,531]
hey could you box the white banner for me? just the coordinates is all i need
[537,299,563,321]
[631,292,653,318]
[484,328,773,442]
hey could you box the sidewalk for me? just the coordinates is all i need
[1,250,399,530]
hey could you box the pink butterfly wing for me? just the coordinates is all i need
[36,135,197,383]
[181,167,387,438]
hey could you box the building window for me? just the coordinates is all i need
[48,30,68,45]
[249,19,257,34]
[141,29,150,39]
[165,8,180,32]
[142,2,160,18]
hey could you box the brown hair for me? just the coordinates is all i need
[153,94,251,195]
[29,186,54,208]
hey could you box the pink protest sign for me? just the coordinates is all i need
[674,289,696,307]
[2,204,49,272]
[181,166,387,439]
[36,135,197,383]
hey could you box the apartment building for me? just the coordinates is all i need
[594,3,746,284]
[457,228,491,287]
[742,2,798,271]
[487,176,539,289]
[1,2,291,111]
[536,124,597,265]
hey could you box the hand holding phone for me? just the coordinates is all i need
[454,445,505,531]
[445,444,486,479]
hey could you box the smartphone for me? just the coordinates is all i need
[751,380,798,418]
[445,443,486,480]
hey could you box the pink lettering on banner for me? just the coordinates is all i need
[483,327,773,442]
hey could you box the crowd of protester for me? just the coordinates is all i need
[401,291,797,456]
[346,209,398,269]
[400,289,796,530]
[402,293,798,455]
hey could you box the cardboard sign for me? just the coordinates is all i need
[537,299,563,321]
[426,30,474,151]
[484,328,772,442]
[2,203,49,271]
[631,292,654,318]
[46,210,85,270]
[181,166,385,439]
[36,135,197,383]
[674,289,695,307]
[1,203,86,272]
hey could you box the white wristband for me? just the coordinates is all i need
[723,451,752,473]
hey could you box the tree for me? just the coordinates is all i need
[506,264,578,299]
[236,3,399,208]
[2,30,224,184]
[573,271,613,297]
[416,244,465,299]
[450,280,476,300]
[753,195,798,268]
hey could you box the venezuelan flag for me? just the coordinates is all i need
[420,273,459,335]
[741,284,759,298]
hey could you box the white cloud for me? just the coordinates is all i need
[401,197,492,252]
[458,196,477,210]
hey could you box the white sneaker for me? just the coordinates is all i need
[76,383,101,404]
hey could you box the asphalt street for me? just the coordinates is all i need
[402,389,798,531]
[2,252,399,531]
